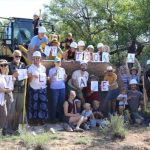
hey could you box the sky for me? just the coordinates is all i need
[0,0,50,19]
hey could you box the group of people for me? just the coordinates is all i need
[0,24,150,135]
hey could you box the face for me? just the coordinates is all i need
[121,68,127,74]
[33,15,38,20]
[85,104,91,111]
[93,101,100,109]
[78,46,85,51]
[38,33,45,39]
[76,101,81,108]
[98,47,103,53]
[70,47,76,52]
[33,57,41,65]
[88,48,94,53]
[13,53,22,63]
[0,63,8,73]
[69,91,76,100]
[131,69,137,75]
[130,84,137,90]
[67,35,72,40]
[54,61,61,67]
[80,64,87,71]
[107,70,113,76]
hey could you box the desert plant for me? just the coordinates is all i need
[102,115,128,140]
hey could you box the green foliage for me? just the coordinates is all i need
[102,115,128,139]
[75,136,91,145]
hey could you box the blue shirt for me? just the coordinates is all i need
[29,35,48,50]
[48,67,66,89]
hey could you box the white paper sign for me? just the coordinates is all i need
[76,52,83,61]
[91,81,98,91]
[56,68,65,81]
[102,52,109,63]
[51,46,58,56]
[78,77,87,88]
[17,69,28,81]
[83,52,91,62]
[39,73,47,85]
[101,81,109,91]
[44,45,51,56]
[93,53,100,62]
[127,53,135,63]
[4,75,13,90]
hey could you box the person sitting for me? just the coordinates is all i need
[85,45,94,61]
[67,61,89,103]
[63,42,77,61]
[81,103,94,129]
[63,90,86,132]
[77,40,85,52]
[74,99,82,113]
[97,43,104,61]
[127,79,144,124]
[83,74,100,105]
[47,38,63,60]
[28,26,48,61]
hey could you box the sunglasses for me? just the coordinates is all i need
[15,55,21,58]
[0,64,8,67]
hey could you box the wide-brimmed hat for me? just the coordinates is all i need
[130,67,138,71]
[0,59,8,65]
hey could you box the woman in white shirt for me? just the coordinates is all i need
[0,59,13,135]
[27,51,48,125]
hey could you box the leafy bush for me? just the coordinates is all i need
[102,115,128,140]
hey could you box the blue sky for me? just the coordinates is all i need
[0,0,50,19]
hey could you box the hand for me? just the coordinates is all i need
[13,71,19,78]
[5,88,12,93]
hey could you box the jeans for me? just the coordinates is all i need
[50,88,65,121]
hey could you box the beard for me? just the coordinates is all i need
[81,68,86,71]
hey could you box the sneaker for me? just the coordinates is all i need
[74,127,84,132]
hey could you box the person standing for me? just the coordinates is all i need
[0,59,13,135]
[48,57,67,123]
[27,51,48,125]
[9,50,26,132]
[145,60,150,98]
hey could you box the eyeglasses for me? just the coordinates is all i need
[0,64,8,67]
[34,57,41,60]
[15,55,21,58]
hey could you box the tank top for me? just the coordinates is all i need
[67,50,75,60]
[67,100,75,114]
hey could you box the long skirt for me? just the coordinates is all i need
[27,86,48,124]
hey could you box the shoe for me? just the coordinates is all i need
[74,127,84,132]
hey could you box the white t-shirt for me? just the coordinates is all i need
[117,94,128,106]
[28,64,47,90]
[69,70,89,89]
[0,75,7,106]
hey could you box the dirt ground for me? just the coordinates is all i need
[0,126,150,150]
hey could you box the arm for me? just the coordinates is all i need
[0,88,12,93]
[125,58,131,76]
[135,58,141,76]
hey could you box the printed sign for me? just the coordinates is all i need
[4,75,14,90]
[78,77,87,88]
[93,53,100,62]
[17,69,28,81]
[39,73,47,84]
[44,45,51,56]
[101,81,109,91]
[83,52,91,62]
[56,68,65,81]
[102,52,109,63]
[76,52,83,61]
[51,46,58,56]
[91,81,98,91]
[127,53,135,63]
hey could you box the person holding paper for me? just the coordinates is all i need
[67,61,89,103]
[0,59,13,135]
[48,57,67,123]
[63,42,77,60]
[9,50,26,133]
[48,38,63,60]
[85,45,94,61]
[97,43,104,61]
[104,66,119,116]
[27,51,48,125]
[77,40,85,52]
[83,74,100,105]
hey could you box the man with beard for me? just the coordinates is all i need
[68,61,89,103]
[9,50,26,133]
